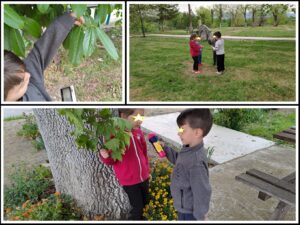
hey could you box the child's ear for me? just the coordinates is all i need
[195,128,204,138]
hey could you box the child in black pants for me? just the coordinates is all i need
[212,31,225,75]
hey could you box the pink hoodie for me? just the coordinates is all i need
[99,128,150,186]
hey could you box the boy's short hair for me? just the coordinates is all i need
[4,50,25,100]
[213,31,222,38]
[190,33,198,40]
[177,109,213,137]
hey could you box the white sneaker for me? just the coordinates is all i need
[216,71,222,75]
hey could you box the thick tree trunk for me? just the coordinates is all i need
[33,108,131,220]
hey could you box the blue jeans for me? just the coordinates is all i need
[198,53,202,64]
[178,212,197,220]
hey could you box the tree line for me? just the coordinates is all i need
[130,4,296,35]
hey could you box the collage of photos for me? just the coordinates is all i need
[1,1,298,224]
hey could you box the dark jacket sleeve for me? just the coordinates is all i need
[189,162,212,220]
[24,13,75,86]
[163,146,178,165]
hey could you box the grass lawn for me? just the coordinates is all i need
[130,36,295,101]
[241,109,295,144]
[44,37,122,102]
[148,24,295,37]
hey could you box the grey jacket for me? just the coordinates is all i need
[21,13,75,101]
[164,142,212,220]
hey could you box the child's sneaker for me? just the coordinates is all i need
[216,71,222,75]
[195,70,202,74]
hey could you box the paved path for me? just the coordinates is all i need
[137,34,295,41]
[142,112,275,165]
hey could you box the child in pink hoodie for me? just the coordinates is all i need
[99,108,150,220]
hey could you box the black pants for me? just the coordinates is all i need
[123,179,149,220]
[192,56,198,71]
[213,51,217,65]
[216,54,225,72]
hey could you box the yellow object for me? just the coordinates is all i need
[132,113,144,122]
[153,142,163,152]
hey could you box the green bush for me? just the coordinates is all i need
[4,164,53,209]
[6,193,82,221]
[213,109,267,131]
[17,113,45,151]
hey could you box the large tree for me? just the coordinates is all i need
[153,4,179,32]
[269,4,289,26]
[33,108,131,219]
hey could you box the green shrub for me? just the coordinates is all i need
[213,109,267,131]
[6,192,82,221]
[17,113,45,151]
[4,164,53,209]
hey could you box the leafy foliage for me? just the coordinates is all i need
[4,164,53,209]
[58,109,132,161]
[4,4,121,64]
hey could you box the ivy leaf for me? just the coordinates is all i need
[37,4,50,14]
[95,27,119,61]
[71,4,87,18]
[4,5,24,29]
[68,27,84,65]
[10,28,25,57]
[23,17,41,38]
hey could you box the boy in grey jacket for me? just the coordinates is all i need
[163,109,213,220]
[212,31,225,75]
[4,12,84,101]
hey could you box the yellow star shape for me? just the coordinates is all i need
[178,127,184,133]
[132,114,144,122]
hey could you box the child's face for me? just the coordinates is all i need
[6,72,30,101]
[123,109,145,129]
[178,123,203,147]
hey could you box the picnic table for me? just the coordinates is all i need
[273,126,296,143]
[235,169,295,220]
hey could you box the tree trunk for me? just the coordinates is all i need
[137,5,146,38]
[188,4,193,34]
[33,108,131,220]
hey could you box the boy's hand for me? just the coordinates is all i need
[70,12,85,26]
[100,149,110,159]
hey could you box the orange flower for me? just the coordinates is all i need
[54,191,61,197]
[27,209,33,213]
[22,200,31,209]
[94,215,105,220]
[22,212,30,218]
[5,208,12,213]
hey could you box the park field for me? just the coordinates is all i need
[129,36,295,102]
[149,24,295,37]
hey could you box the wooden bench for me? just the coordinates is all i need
[273,127,296,143]
[235,169,295,220]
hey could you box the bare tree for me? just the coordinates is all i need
[188,4,193,33]
[241,4,249,26]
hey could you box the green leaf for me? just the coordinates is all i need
[37,4,49,14]
[95,28,119,61]
[63,31,72,50]
[71,4,87,18]
[10,28,25,57]
[111,149,123,161]
[23,17,41,38]
[95,5,109,25]
[68,27,84,65]
[4,25,12,50]
[83,27,96,57]
[4,5,24,29]
[105,138,119,151]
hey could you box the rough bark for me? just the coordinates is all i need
[33,108,130,220]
